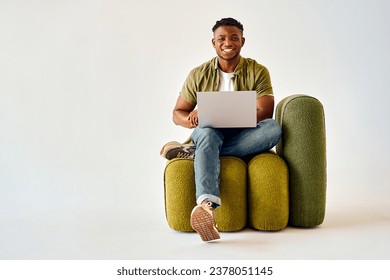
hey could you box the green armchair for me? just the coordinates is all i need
[163,94,326,232]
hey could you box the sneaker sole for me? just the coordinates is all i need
[190,206,220,242]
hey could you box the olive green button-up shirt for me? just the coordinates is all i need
[180,56,273,105]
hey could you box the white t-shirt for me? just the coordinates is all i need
[218,70,235,91]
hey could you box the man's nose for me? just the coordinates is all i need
[224,38,232,46]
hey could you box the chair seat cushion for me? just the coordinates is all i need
[164,157,247,232]
[247,152,289,231]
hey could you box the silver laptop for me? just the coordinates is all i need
[197,91,257,128]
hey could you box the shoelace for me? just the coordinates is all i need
[178,146,195,158]
[177,152,194,159]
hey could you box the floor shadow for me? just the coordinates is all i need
[322,204,390,229]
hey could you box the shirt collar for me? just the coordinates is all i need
[213,57,219,70]
[213,56,244,75]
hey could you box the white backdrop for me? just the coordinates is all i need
[1,0,389,259]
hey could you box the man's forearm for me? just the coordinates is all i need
[173,110,193,128]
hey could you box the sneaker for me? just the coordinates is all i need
[160,141,195,160]
[190,201,220,242]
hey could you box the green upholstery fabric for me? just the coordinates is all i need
[248,152,289,231]
[276,94,327,227]
[164,157,247,232]
[164,158,196,232]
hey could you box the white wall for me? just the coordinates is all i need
[1,0,389,228]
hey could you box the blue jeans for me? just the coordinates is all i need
[191,118,282,208]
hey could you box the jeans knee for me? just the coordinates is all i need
[269,119,282,143]
[259,118,282,142]
[272,120,282,139]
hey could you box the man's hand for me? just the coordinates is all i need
[187,109,198,128]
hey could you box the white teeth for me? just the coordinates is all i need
[223,49,233,52]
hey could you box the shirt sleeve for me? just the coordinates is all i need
[179,69,198,105]
[255,65,273,98]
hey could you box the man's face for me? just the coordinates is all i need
[212,25,245,63]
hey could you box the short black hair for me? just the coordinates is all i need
[212,17,244,32]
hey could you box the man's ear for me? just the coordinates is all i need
[212,38,216,48]
[241,37,246,47]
